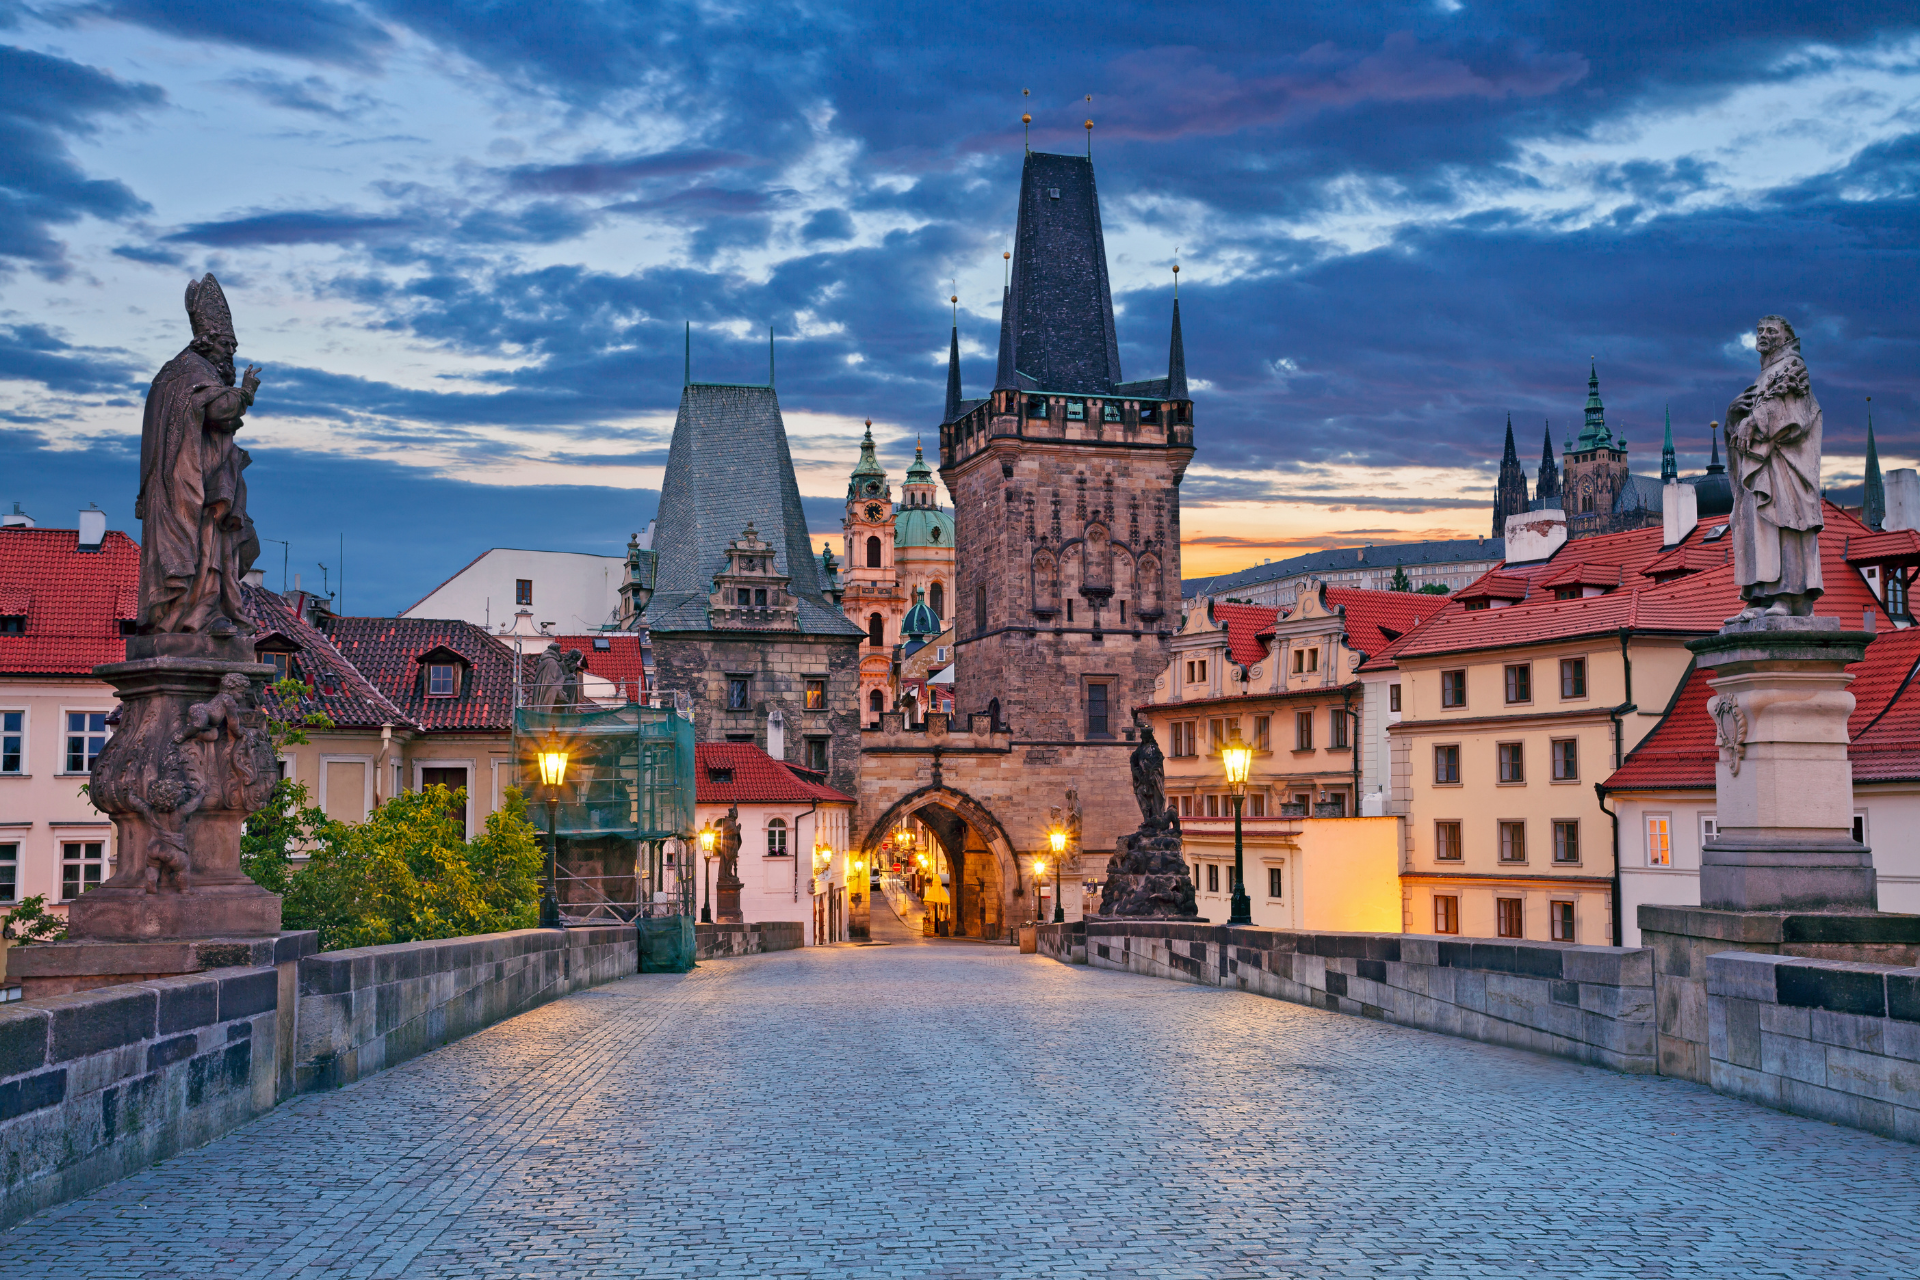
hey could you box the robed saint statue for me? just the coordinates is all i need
[1725,315,1823,620]
[135,274,263,636]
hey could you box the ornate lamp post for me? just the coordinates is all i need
[1223,730,1254,926]
[1032,858,1047,923]
[536,745,570,929]
[1047,827,1067,923]
[698,824,716,924]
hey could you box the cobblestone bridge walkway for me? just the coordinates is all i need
[8,945,1918,1278]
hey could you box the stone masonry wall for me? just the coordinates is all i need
[1706,951,1920,1142]
[1045,920,1657,1074]
[695,921,803,959]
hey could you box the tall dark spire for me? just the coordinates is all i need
[1660,405,1678,482]
[944,320,963,424]
[993,285,1018,391]
[1494,414,1530,537]
[1577,361,1612,450]
[1166,297,1188,401]
[1707,421,1723,473]
[1004,151,1121,392]
[1536,421,1561,504]
[1865,401,1885,530]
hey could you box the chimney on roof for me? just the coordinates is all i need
[77,505,106,551]
[1,503,32,529]
[1661,481,1698,548]
[1886,469,1920,534]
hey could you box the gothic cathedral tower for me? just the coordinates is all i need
[939,151,1194,739]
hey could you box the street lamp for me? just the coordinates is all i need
[1047,827,1067,923]
[698,824,716,924]
[536,745,569,929]
[1222,729,1254,926]
[1032,858,1046,923]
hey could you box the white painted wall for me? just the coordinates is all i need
[403,548,624,631]
[694,800,852,945]
[1615,785,1920,945]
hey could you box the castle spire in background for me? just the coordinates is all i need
[1493,414,1530,537]
[1865,399,1885,531]
[944,294,963,425]
[1536,420,1561,505]
[1577,361,1612,450]
[1660,405,1678,482]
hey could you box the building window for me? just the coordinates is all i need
[1646,815,1672,867]
[1853,812,1867,845]
[262,651,293,683]
[1,711,21,774]
[1066,399,1085,420]
[767,818,789,856]
[728,677,752,711]
[975,586,987,634]
[0,842,15,902]
[1496,897,1523,938]
[1204,794,1220,818]
[801,738,827,772]
[1553,820,1581,864]
[515,579,533,606]
[1179,795,1192,817]
[1295,711,1313,751]
[1550,900,1576,942]
[1435,821,1462,861]
[1026,395,1048,419]
[1497,742,1524,784]
[1329,709,1349,750]
[754,588,767,606]
[865,536,883,569]
[802,679,826,711]
[1206,864,1219,893]
[1247,792,1266,817]
[1389,684,1401,713]
[65,711,108,774]
[1560,657,1587,699]
[1267,867,1284,899]
[1888,571,1911,618]
[1087,683,1110,737]
[868,614,885,648]
[1292,648,1319,673]
[929,582,944,619]
[1498,821,1527,863]
[1441,670,1467,707]
[1252,715,1269,750]
[869,689,884,716]
[1434,895,1460,935]
[427,663,457,697]
[1504,663,1532,704]
[1434,744,1460,784]
[1700,814,1718,845]
[62,840,104,900]
[1547,738,1578,782]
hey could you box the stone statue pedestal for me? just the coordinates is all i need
[1686,617,1876,912]
[72,636,283,943]
[1097,826,1200,920]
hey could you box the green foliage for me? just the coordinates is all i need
[1417,583,1451,595]
[1,895,67,944]
[266,676,334,749]
[1389,565,1412,592]
[242,777,335,897]
[280,785,545,951]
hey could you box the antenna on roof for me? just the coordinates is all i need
[684,321,690,386]
[1022,88,1031,154]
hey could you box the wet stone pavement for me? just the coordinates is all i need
[7,943,1919,1279]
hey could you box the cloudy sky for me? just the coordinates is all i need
[3,2,1917,615]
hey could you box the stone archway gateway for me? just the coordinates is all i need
[860,782,1024,940]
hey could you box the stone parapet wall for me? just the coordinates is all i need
[1706,951,1920,1142]
[694,921,804,959]
[1046,920,1657,1074]
[0,966,282,1231]
[295,927,634,1092]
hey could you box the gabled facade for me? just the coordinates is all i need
[692,742,856,946]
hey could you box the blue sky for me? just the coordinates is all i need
[2,2,1917,613]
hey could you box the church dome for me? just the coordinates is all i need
[902,593,941,639]
[894,505,953,549]
[1691,470,1733,518]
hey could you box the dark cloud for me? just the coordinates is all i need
[504,148,750,195]
[82,0,392,64]
[110,241,183,266]
[802,208,854,243]
[163,208,424,247]
[220,71,381,120]
[0,323,144,395]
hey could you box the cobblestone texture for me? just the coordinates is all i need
[7,945,1919,1278]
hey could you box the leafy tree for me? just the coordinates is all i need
[1417,583,1452,595]
[1,895,67,944]
[1389,565,1412,592]
[282,785,544,950]
[242,676,338,894]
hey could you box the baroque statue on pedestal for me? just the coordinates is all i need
[1096,718,1198,919]
[1726,315,1824,620]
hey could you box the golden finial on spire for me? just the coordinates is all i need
[1172,248,1180,298]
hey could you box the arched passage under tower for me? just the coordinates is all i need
[858,783,1024,940]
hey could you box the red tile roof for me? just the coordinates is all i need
[323,614,521,732]
[1456,570,1532,602]
[549,633,646,700]
[1606,626,1920,791]
[241,586,414,732]
[1323,588,1445,663]
[694,741,853,806]
[1212,603,1279,666]
[0,527,138,675]
[1371,504,1888,668]
[1843,529,1920,567]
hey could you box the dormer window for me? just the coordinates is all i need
[428,664,457,697]
[0,615,23,635]
[264,652,294,681]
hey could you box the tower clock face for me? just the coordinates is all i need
[865,503,885,521]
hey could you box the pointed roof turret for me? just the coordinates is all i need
[1865,401,1885,530]
[1536,421,1561,503]
[906,440,934,485]
[847,419,887,500]
[1493,413,1530,537]
[943,319,963,424]
[1660,405,1678,482]
[1167,297,1189,401]
[1707,421,1724,473]
[1004,151,1122,393]
[993,285,1018,391]
[1577,361,1612,450]
[1501,416,1519,463]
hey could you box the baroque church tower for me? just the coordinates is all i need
[940,150,1194,739]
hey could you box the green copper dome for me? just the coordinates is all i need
[894,504,953,549]
[905,441,934,484]
[902,588,940,640]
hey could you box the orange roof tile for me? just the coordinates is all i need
[1211,602,1279,666]
[0,527,139,674]
[550,633,647,700]
[1843,529,1920,567]
[1321,588,1443,663]
[694,741,853,806]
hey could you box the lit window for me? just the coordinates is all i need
[61,840,105,900]
[427,664,457,697]
[805,679,826,710]
[1,711,21,774]
[1647,815,1672,867]
[65,711,108,773]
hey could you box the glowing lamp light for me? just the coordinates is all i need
[698,827,716,855]
[1048,828,1068,856]
[536,750,569,788]
[1222,738,1253,796]
[1034,860,1047,878]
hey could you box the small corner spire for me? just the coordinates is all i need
[1660,404,1677,482]
[1865,397,1885,530]
[993,284,1018,391]
[1707,420,1724,473]
[1166,289,1188,402]
[944,292,963,425]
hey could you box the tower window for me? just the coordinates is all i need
[929,582,944,619]
[1066,400,1085,421]
[866,536,882,568]
[976,586,987,633]
[869,689,884,716]
[1087,683,1110,737]
[868,614,885,648]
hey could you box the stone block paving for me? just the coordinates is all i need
[5,946,1919,1278]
